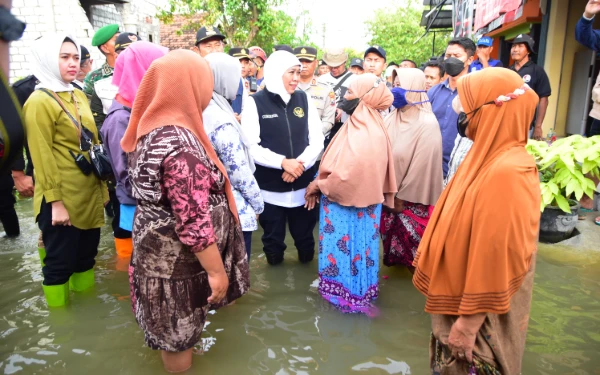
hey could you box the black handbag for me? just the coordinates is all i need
[39,88,113,180]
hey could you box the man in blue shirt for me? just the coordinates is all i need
[428,37,476,178]
[469,36,504,72]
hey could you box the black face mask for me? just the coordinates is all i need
[443,57,466,77]
[457,111,469,137]
[456,100,495,137]
[338,97,360,115]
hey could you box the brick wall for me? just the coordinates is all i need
[8,0,169,83]
[160,14,204,51]
[10,0,96,83]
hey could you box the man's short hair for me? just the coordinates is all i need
[447,37,477,58]
[424,60,445,78]
[401,59,417,68]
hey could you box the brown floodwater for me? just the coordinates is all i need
[0,198,599,374]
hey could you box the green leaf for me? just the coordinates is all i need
[582,160,597,174]
[547,180,560,195]
[554,194,572,213]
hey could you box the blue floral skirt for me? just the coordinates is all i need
[318,195,381,315]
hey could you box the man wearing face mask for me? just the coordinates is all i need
[427,37,476,178]
[318,48,354,149]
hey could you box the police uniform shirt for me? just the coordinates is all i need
[297,78,336,136]
[317,71,354,108]
[509,60,551,98]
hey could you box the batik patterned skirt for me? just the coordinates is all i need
[318,195,381,315]
[380,201,433,268]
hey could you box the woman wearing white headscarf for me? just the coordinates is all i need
[241,51,324,265]
[23,34,108,307]
[203,52,264,259]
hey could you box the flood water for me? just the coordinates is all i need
[0,198,599,374]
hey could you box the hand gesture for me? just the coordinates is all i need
[281,159,304,178]
[448,318,478,363]
[282,171,297,183]
[532,126,544,141]
[335,108,343,122]
[305,180,321,197]
[13,173,34,197]
[476,48,490,63]
[304,194,320,210]
[51,201,71,226]
[585,0,600,18]
[207,270,229,304]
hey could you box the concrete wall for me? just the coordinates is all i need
[9,0,168,83]
[544,0,598,136]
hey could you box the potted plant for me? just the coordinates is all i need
[526,135,600,243]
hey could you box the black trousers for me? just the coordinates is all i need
[38,199,101,285]
[243,231,252,260]
[258,202,318,265]
[109,189,132,239]
[0,175,19,237]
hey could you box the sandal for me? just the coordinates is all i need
[595,217,600,226]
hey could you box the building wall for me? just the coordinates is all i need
[543,0,600,136]
[9,0,168,84]
[160,15,203,51]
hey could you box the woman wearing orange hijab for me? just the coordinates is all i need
[413,68,540,373]
[305,73,397,315]
[121,50,249,373]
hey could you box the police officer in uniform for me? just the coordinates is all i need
[317,59,330,77]
[349,58,364,75]
[229,47,252,121]
[273,44,293,53]
[193,25,227,57]
[317,48,354,148]
[294,46,336,143]
[508,34,551,140]
[83,24,120,131]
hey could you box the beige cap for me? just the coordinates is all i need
[323,48,348,67]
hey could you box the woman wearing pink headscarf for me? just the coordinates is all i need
[101,41,168,257]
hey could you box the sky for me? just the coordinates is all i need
[283,0,408,51]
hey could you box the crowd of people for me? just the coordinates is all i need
[1,1,599,373]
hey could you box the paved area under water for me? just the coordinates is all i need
[0,198,598,374]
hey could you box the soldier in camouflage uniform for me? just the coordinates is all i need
[83,24,119,132]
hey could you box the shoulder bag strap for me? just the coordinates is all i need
[38,88,82,140]
[332,71,353,94]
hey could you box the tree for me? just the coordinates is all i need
[365,0,452,66]
[157,0,307,52]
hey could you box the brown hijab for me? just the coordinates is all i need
[318,73,396,208]
[120,50,238,220]
[385,68,443,206]
[412,68,541,315]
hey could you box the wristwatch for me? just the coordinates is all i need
[0,6,26,42]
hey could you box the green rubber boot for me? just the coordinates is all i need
[42,283,69,307]
[37,247,46,267]
[69,269,95,292]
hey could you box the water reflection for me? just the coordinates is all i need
[0,198,599,373]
